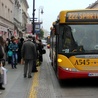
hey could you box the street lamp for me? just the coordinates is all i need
[38,6,44,22]
[32,0,35,34]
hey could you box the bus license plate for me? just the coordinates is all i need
[88,73,98,77]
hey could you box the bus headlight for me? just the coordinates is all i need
[64,68,78,72]
[58,58,62,62]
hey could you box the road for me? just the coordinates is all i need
[47,49,98,98]
[0,48,98,98]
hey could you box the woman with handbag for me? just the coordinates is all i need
[8,37,18,69]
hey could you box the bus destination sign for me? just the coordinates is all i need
[66,11,98,22]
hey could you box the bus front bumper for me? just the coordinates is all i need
[58,66,98,79]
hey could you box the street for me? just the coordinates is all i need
[0,49,98,98]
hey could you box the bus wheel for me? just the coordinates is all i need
[58,79,64,85]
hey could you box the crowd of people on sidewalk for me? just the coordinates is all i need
[0,34,46,93]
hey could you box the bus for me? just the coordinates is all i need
[49,9,98,80]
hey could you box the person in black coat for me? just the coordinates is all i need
[31,37,38,72]
[18,38,24,63]
[37,39,44,63]
[21,35,36,78]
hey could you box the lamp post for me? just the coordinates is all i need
[32,0,35,34]
[38,6,44,22]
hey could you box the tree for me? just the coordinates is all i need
[40,29,44,38]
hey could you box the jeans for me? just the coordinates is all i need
[11,52,18,68]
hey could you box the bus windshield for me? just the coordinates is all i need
[60,24,98,53]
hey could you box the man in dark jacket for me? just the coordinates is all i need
[21,35,36,78]
[32,36,38,72]
[0,36,5,90]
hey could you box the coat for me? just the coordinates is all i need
[21,40,36,60]
[0,45,4,60]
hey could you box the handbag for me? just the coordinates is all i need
[21,59,25,65]
[42,49,46,54]
[1,66,7,84]
[7,50,13,57]
[0,64,7,84]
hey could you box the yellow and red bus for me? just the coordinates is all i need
[49,9,98,80]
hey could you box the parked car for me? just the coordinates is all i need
[42,39,47,46]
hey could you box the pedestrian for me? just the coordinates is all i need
[0,36,5,90]
[37,39,44,64]
[0,37,6,67]
[32,36,38,72]
[21,35,36,78]
[5,38,11,64]
[8,37,18,69]
[18,37,24,63]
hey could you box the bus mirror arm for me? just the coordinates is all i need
[54,24,59,35]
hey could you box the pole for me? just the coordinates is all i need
[32,0,35,34]
[38,6,44,22]
[38,8,40,22]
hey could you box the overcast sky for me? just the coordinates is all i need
[27,0,96,32]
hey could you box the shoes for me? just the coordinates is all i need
[24,74,26,78]
[28,75,32,78]
[14,66,17,69]
[32,70,38,73]
[0,86,5,90]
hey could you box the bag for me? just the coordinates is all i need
[0,66,7,84]
[1,66,7,84]
[36,59,41,66]
[21,59,25,65]
[42,49,46,54]
[7,50,13,57]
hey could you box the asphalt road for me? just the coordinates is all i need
[0,48,98,98]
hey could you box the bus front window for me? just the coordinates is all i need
[61,25,78,52]
[60,25,98,53]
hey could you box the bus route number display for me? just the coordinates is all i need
[66,10,98,22]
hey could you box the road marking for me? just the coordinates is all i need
[29,67,40,98]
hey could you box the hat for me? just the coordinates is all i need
[28,35,33,38]
[11,36,15,40]
[25,34,33,40]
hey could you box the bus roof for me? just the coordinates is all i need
[57,9,98,24]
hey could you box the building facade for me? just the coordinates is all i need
[0,0,14,40]
[0,0,29,39]
[87,0,98,9]
[14,0,22,38]
[20,0,29,37]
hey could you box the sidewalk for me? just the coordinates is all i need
[0,49,56,98]
[0,63,33,98]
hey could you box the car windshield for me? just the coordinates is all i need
[59,24,98,53]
